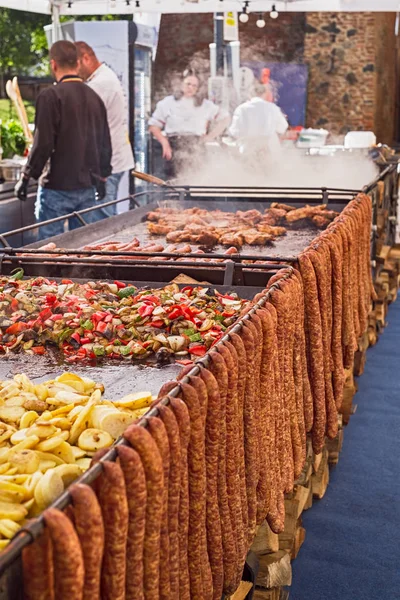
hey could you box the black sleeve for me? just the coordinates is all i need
[100,107,112,179]
[23,89,59,181]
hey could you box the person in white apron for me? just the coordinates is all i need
[229,81,288,170]
[148,69,230,179]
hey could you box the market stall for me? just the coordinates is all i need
[0,169,396,598]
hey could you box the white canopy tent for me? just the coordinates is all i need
[1,0,400,15]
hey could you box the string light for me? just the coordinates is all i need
[135,0,140,7]
[67,1,72,9]
[126,0,131,5]
[270,4,279,19]
[239,1,250,23]
[256,13,266,28]
[110,0,116,7]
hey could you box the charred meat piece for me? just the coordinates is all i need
[269,202,296,212]
[219,232,245,247]
[242,230,273,246]
[147,222,174,235]
[194,231,219,247]
[257,224,287,236]
[311,215,330,228]
[236,209,263,226]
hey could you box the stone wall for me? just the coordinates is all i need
[303,12,396,143]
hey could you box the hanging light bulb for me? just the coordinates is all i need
[239,1,250,23]
[270,4,279,19]
[256,14,266,28]
[67,1,72,9]
[110,0,116,7]
[135,0,140,6]
[126,0,130,5]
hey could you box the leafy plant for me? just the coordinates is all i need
[0,120,26,159]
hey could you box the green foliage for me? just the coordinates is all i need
[0,8,132,79]
[0,119,26,159]
[0,99,35,124]
[0,8,50,77]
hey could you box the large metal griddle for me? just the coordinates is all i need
[0,186,357,286]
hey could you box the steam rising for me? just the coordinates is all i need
[176,144,379,190]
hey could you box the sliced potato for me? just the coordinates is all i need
[28,424,57,439]
[53,464,83,488]
[34,469,64,509]
[91,406,135,439]
[0,406,25,425]
[48,405,75,418]
[20,411,39,430]
[0,540,10,550]
[0,463,10,476]
[68,399,96,446]
[76,457,92,471]
[8,450,40,474]
[78,429,113,452]
[49,391,89,406]
[4,396,25,408]
[11,436,40,452]
[33,384,49,402]
[0,519,21,539]
[71,446,86,460]
[38,460,57,472]
[24,471,43,497]
[0,481,27,503]
[114,391,152,410]
[35,451,65,466]
[51,441,75,464]
[36,437,65,453]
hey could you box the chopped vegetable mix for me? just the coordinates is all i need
[0,278,248,363]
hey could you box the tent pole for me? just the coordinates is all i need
[51,3,62,43]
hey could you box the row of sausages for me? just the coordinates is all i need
[20,193,374,600]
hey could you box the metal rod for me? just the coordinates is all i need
[1,255,294,270]
[0,268,293,574]
[5,247,298,263]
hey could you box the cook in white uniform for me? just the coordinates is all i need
[229,81,288,165]
[148,70,230,179]
[76,41,135,219]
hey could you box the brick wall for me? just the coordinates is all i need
[154,12,397,143]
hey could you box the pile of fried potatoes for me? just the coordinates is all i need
[0,372,153,549]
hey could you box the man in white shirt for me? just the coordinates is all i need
[229,81,288,164]
[76,41,135,219]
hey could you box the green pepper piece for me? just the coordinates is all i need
[183,328,196,336]
[93,345,105,356]
[58,328,74,344]
[189,333,202,342]
[119,345,131,356]
[117,286,137,299]
[9,269,24,281]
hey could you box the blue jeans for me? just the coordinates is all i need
[35,186,97,241]
[91,171,124,221]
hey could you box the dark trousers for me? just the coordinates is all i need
[152,136,203,181]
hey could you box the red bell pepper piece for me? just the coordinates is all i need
[114,280,126,289]
[104,315,113,323]
[51,314,63,322]
[31,346,45,355]
[45,294,57,305]
[85,290,97,299]
[39,308,52,321]
[141,295,161,305]
[10,299,19,312]
[168,308,181,320]
[61,279,73,284]
[6,322,27,335]
[80,337,91,345]
[181,286,193,295]
[181,306,194,321]
[190,344,207,357]
[138,304,154,317]
[222,311,235,318]
[95,321,108,334]
[148,320,164,328]
[71,332,81,344]
[176,359,193,366]
[142,340,154,349]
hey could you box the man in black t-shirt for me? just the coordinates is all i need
[15,41,112,240]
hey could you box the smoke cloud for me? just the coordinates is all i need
[176,143,379,190]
